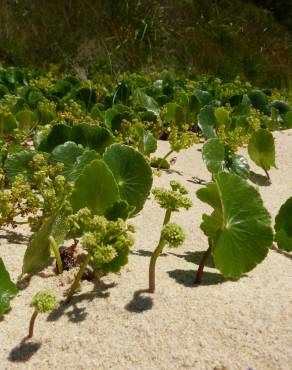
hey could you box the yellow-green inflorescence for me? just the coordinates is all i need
[152,180,192,211]
[32,290,59,313]
[161,222,185,248]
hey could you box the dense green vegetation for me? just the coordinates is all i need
[0,1,291,87]
[0,0,291,339]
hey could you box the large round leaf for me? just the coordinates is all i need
[103,144,153,214]
[248,129,276,172]
[70,160,119,215]
[4,150,35,184]
[197,173,273,278]
[274,197,292,252]
[71,124,114,153]
[39,123,113,153]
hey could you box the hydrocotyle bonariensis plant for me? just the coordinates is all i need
[65,209,135,302]
[149,180,192,293]
[28,290,59,339]
[195,172,273,284]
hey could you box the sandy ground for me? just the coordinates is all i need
[0,130,292,370]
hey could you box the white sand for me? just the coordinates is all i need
[0,130,292,370]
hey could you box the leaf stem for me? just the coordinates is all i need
[148,208,172,293]
[27,309,38,339]
[264,169,270,182]
[65,253,91,303]
[194,239,212,284]
[49,236,63,274]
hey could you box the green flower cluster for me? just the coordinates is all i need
[168,125,198,152]
[152,180,192,211]
[32,290,59,313]
[69,208,135,265]
[161,222,185,248]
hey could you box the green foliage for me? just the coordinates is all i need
[274,197,292,252]
[198,105,217,139]
[203,138,250,179]
[197,173,273,278]
[103,144,153,214]
[248,129,276,176]
[70,160,120,215]
[0,258,18,316]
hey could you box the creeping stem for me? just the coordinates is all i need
[148,208,172,293]
[65,253,91,303]
[49,236,63,274]
[28,309,38,339]
[194,239,212,284]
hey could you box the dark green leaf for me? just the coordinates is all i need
[103,144,153,214]
[4,150,35,184]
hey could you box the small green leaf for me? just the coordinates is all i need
[274,197,292,252]
[248,129,276,172]
[198,105,217,139]
[248,90,268,112]
[132,88,160,115]
[50,141,84,179]
[22,216,56,275]
[103,144,153,214]
[229,154,250,179]
[0,258,18,316]
[202,139,250,179]
[70,160,119,215]
[202,138,226,174]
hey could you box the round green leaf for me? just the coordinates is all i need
[274,197,292,252]
[50,141,84,179]
[103,144,153,214]
[248,129,276,172]
[71,124,114,153]
[4,150,35,184]
[197,173,273,278]
[202,138,226,174]
[70,160,119,215]
[229,154,250,179]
